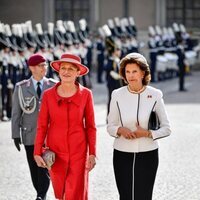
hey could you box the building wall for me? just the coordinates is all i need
[0,0,44,25]
[129,0,156,30]
[43,0,55,29]
[96,0,156,30]
[98,0,124,26]
[0,0,159,30]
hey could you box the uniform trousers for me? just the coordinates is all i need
[178,64,186,91]
[24,145,50,199]
[150,53,157,82]
[113,149,158,200]
[97,55,104,83]
[107,84,120,115]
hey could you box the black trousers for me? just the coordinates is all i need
[179,64,186,91]
[107,85,120,115]
[113,149,159,200]
[24,145,50,199]
[150,53,157,82]
[97,56,104,83]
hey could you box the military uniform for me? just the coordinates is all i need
[11,76,57,200]
[101,25,122,114]
[176,43,186,91]
[105,56,122,114]
[1,49,11,120]
[96,37,105,83]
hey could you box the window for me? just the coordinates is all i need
[166,0,200,28]
[55,0,90,24]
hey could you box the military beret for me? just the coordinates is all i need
[28,54,46,66]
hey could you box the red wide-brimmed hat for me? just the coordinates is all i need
[50,53,89,76]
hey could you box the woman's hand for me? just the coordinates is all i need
[34,155,48,169]
[117,127,136,140]
[86,155,96,172]
[134,123,150,138]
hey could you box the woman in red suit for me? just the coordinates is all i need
[34,53,96,200]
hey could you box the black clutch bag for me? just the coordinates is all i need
[42,149,55,169]
[148,101,160,130]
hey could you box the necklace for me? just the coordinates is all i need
[127,85,145,94]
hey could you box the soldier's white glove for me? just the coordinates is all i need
[110,70,121,80]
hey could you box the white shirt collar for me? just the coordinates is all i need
[31,76,44,91]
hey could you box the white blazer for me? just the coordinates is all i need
[107,85,171,153]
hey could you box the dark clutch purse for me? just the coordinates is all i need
[42,149,55,169]
[148,101,160,130]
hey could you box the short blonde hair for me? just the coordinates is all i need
[119,53,151,85]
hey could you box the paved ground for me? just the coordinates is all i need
[0,71,200,200]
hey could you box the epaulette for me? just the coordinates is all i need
[16,79,29,86]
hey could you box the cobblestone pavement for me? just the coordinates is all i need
[0,72,200,200]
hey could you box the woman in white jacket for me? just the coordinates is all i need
[107,52,171,200]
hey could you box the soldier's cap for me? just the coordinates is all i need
[120,52,149,69]
[50,53,89,76]
[28,54,46,66]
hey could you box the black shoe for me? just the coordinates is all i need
[179,88,187,92]
[35,197,43,200]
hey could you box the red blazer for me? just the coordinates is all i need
[34,82,96,199]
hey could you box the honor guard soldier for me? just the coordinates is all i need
[35,23,48,54]
[129,16,137,37]
[23,21,37,61]
[148,26,158,82]
[4,24,19,87]
[66,20,92,88]
[53,21,65,61]
[167,27,177,54]
[102,25,122,114]
[0,22,12,121]
[175,31,187,92]
[45,22,56,78]
[96,27,105,83]
[12,24,29,80]
[179,24,197,71]
[3,24,17,119]
[78,19,93,88]
[54,20,66,53]
[11,54,57,200]
[121,18,139,54]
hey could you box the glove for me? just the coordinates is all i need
[14,138,21,151]
[110,70,121,80]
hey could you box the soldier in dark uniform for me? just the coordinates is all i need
[102,25,122,114]
[96,33,105,83]
[78,19,93,89]
[35,23,48,56]
[0,23,12,121]
[12,23,30,81]
[175,32,187,91]
[148,26,158,82]
[23,21,37,54]
[105,42,122,114]
[11,54,57,200]
[45,22,56,78]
